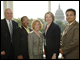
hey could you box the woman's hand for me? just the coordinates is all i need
[60,48,63,54]
[43,49,45,55]
[52,53,56,59]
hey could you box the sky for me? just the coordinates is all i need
[1,1,79,22]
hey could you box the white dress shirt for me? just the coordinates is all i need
[6,19,13,33]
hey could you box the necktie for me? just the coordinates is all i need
[9,21,13,43]
[62,25,69,36]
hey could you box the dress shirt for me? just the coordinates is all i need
[23,26,30,33]
[6,19,13,33]
[62,20,75,37]
[69,20,75,26]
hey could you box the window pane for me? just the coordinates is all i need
[51,1,79,22]
[13,1,48,19]
[1,1,3,19]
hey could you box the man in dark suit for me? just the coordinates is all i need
[1,8,18,59]
[60,9,79,59]
[13,16,32,59]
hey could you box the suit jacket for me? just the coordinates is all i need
[13,26,32,59]
[28,31,43,59]
[1,18,18,59]
[61,21,79,59]
[43,22,61,55]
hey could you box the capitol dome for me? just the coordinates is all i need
[55,4,64,21]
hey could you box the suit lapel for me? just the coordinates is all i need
[43,25,47,37]
[43,22,54,37]
[46,22,54,36]
[22,26,27,33]
[66,25,73,34]
[21,26,31,35]
[63,21,77,36]
[12,20,14,29]
[4,19,10,34]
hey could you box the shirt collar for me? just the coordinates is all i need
[69,20,75,26]
[22,25,30,33]
[6,19,12,22]
[22,25,28,29]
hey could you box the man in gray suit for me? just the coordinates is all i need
[60,8,79,59]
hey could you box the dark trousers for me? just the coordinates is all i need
[1,44,15,59]
[44,46,58,59]
[14,51,29,59]
[7,43,15,59]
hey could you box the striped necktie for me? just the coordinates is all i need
[9,21,13,43]
[62,25,69,36]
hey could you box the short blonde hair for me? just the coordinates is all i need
[44,11,55,21]
[31,20,43,30]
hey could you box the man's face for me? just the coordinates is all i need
[4,9,13,20]
[66,11,76,23]
[21,17,29,27]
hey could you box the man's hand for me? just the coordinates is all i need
[43,49,45,55]
[17,55,23,59]
[1,51,6,55]
[60,48,63,54]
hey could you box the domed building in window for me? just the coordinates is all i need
[54,4,68,33]
[55,4,64,21]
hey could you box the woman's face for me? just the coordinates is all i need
[34,22,40,31]
[45,14,53,24]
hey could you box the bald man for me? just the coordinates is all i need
[1,8,18,59]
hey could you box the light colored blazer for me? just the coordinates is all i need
[61,21,79,59]
[28,31,43,59]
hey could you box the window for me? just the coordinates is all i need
[13,1,48,19]
[51,1,79,22]
[1,1,3,19]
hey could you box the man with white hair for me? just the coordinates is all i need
[1,8,18,59]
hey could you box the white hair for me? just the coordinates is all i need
[4,8,12,13]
